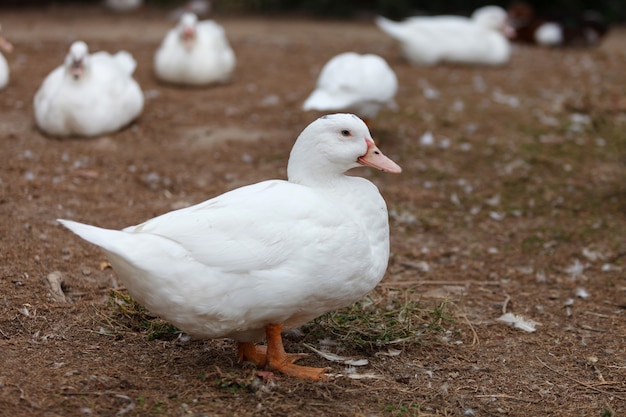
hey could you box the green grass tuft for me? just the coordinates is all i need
[103,289,181,341]
[305,290,454,350]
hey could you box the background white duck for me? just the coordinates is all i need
[0,25,13,90]
[376,5,513,66]
[33,41,144,137]
[534,23,563,46]
[302,52,398,123]
[59,113,401,379]
[154,12,236,86]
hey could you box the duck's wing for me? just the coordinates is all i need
[123,180,367,273]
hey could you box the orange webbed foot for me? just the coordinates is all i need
[264,323,329,380]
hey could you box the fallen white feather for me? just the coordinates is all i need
[375,348,403,357]
[438,137,451,149]
[492,90,520,107]
[422,86,440,99]
[485,194,501,206]
[582,248,603,262]
[419,131,434,146]
[326,370,382,379]
[575,287,590,299]
[489,211,505,221]
[497,313,540,333]
[565,259,586,279]
[344,359,369,366]
[304,343,369,366]
[346,372,383,379]
[570,113,591,125]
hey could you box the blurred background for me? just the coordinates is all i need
[0,0,625,22]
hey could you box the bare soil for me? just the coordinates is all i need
[1,6,625,417]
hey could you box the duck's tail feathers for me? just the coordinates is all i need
[375,16,404,40]
[57,219,125,252]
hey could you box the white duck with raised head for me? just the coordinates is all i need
[154,12,236,86]
[33,41,144,137]
[59,113,401,380]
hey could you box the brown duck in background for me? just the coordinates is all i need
[507,1,609,47]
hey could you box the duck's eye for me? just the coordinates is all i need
[340,129,351,137]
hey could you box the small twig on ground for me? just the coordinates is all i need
[474,393,540,403]
[536,356,626,401]
[379,280,502,287]
[502,294,511,314]
[459,313,479,346]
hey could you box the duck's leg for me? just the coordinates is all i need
[237,340,306,368]
[264,323,328,380]
[237,342,267,367]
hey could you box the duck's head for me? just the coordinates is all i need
[472,6,515,38]
[288,113,401,184]
[0,25,13,54]
[65,41,90,81]
[178,12,198,48]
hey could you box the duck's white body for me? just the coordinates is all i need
[59,114,401,349]
[154,13,236,86]
[376,6,512,66]
[303,52,398,120]
[34,41,144,137]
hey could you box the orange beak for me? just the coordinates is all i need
[357,139,402,173]
[0,36,13,54]
[501,22,516,39]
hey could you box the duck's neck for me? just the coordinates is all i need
[291,172,391,282]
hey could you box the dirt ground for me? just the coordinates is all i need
[1,5,625,417]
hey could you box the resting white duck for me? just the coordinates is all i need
[33,40,144,137]
[0,25,13,90]
[59,114,401,380]
[302,52,398,123]
[154,12,236,86]
[376,5,513,66]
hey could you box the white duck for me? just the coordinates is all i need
[303,52,398,123]
[376,5,513,66]
[154,12,236,86]
[0,26,13,90]
[33,41,144,137]
[59,114,401,380]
